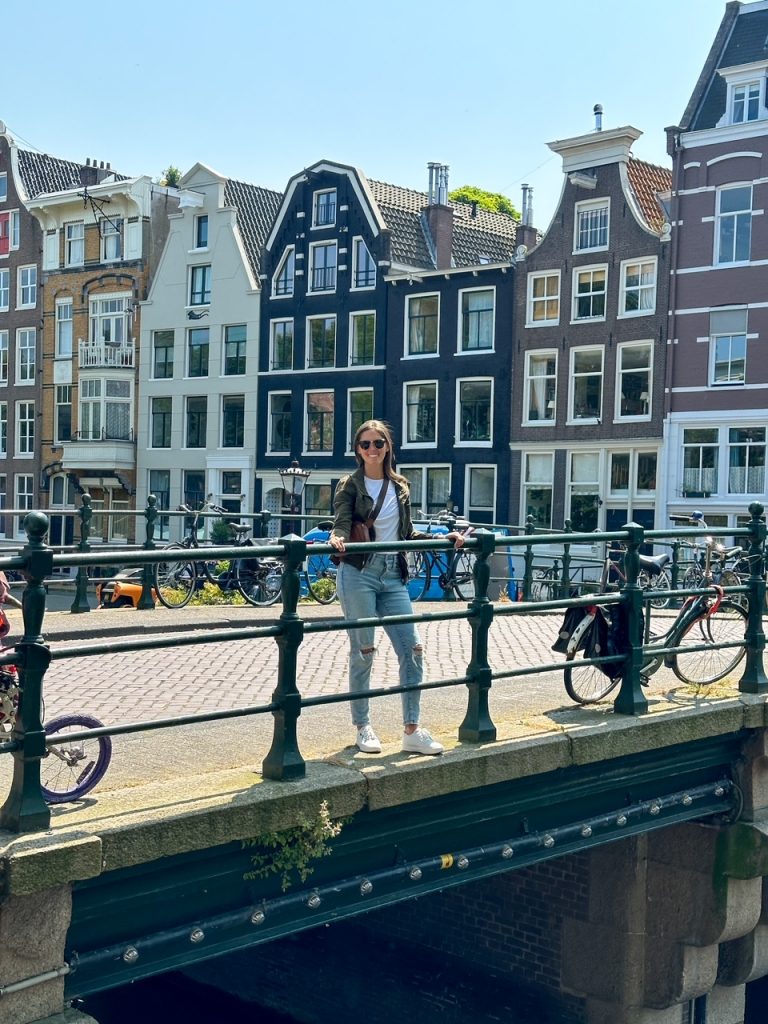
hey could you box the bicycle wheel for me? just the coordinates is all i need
[531,568,556,602]
[236,559,283,607]
[639,568,672,609]
[451,550,476,601]
[406,551,431,602]
[41,714,112,803]
[682,566,702,593]
[154,553,196,608]
[672,599,748,686]
[305,552,338,604]
[564,644,622,704]
[718,569,747,610]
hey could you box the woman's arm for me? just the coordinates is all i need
[329,476,355,551]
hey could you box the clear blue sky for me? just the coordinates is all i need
[3,0,730,230]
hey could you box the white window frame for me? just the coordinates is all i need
[574,198,610,253]
[89,293,131,347]
[9,210,19,251]
[16,400,34,458]
[194,214,209,250]
[523,350,558,425]
[65,222,85,267]
[571,264,608,322]
[728,427,766,495]
[270,318,294,371]
[710,332,747,386]
[267,391,292,454]
[715,184,752,265]
[615,341,653,421]
[346,387,374,453]
[16,328,35,385]
[458,286,495,352]
[731,80,761,124]
[618,257,657,318]
[312,189,337,229]
[718,63,768,127]
[304,389,335,455]
[465,464,496,522]
[349,311,376,367]
[55,385,72,445]
[56,300,73,358]
[16,265,36,309]
[308,240,337,294]
[567,451,602,533]
[0,332,7,386]
[351,236,376,290]
[398,465,452,517]
[682,427,719,498]
[0,269,8,312]
[455,377,493,448]
[526,271,560,327]
[0,403,7,456]
[272,246,295,298]
[522,452,554,530]
[568,346,604,424]
[221,394,245,449]
[151,329,174,380]
[0,173,6,203]
[305,314,336,369]
[402,380,438,448]
[14,474,34,539]
[150,396,173,449]
[101,217,122,262]
[405,292,440,358]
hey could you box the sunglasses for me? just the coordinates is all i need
[359,439,386,450]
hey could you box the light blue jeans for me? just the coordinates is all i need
[337,553,423,728]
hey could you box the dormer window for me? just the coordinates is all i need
[717,62,768,127]
[273,247,295,297]
[352,237,375,288]
[733,82,761,123]
[574,199,609,253]
[313,189,337,228]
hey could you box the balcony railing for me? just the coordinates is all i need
[78,339,135,369]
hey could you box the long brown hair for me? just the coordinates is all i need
[352,419,407,486]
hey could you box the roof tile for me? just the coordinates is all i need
[627,157,672,232]
[224,178,283,276]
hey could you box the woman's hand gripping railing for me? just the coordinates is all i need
[739,501,768,694]
[0,512,53,833]
[262,534,308,781]
[459,529,497,743]
[613,522,649,716]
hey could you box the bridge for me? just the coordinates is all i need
[1,508,768,1024]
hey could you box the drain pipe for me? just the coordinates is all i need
[0,963,70,997]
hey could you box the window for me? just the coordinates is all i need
[106,380,131,439]
[619,258,656,316]
[458,379,492,443]
[149,470,171,541]
[0,174,6,202]
[0,333,6,385]
[55,386,72,443]
[16,328,35,384]
[467,466,496,522]
[151,397,172,448]
[527,272,560,326]
[309,242,337,292]
[79,378,131,440]
[14,475,33,538]
[183,470,206,510]
[574,200,609,251]
[637,452,657,492]
[405,382,437,444]
[313,189,337,227]
[222,395,244,447]
[101,217,122,261]
[400,466,450,515]
[270,320,294,370]
[0,270,8,311]
[0,213,8,255]
[350,312,375,366]
[9,211,19,250]
[306,391,334,452]
[609,451,657,495]
[187,327,209,377]
[223,324,246,376]
[273,247,295,297]
[710,307,747,385]
[65,222,84,266]
[348,389,373,449]
[185,396,207,448]
[219,472,243,516]
[109,500,131,543]
[89,295,130,346]
[570,348,603,421]
[728,427,765,494]
[195,215,208,249]
[617,342,652,418]
[573,266,607,320]
[524,454,553,529]
[0,405,7,455]
[17,266,36,308]
[0,475,6,537]
[305,484,332,520]
[569,453,600,532]
[268,393,291,453]
[717,185,752,264]
[732,81,760,124]
[525,351,557,423]
[352,237,375,288]
[190,265,211,305]
[152,330,174,379]
[683,428,718,496]
[16,401,34,456]
[460,289,494,350]
[407,295,439,355]
[56,301,73,357]
[307,316,336,368]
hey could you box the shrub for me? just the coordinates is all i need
[242,801,345,891]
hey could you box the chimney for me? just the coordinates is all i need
[424,162,453,269]
[516,183,538,249]
[594,103,603,131]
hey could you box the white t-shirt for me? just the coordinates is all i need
[364,478,399,543]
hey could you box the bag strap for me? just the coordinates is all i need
[365,479,389,527]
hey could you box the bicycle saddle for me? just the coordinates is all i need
[638,553,671,575]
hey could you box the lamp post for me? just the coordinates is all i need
[279,460,311,535]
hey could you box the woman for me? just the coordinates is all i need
[328,420,466,756]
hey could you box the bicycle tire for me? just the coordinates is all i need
[671,599,748,686]
[682,565,702,592]
[41,713,112,803]
[236,559,283,607]
[531,568,556,602]
[406,551,431,602]
[154,551,196,609]
[718,569,747,610]
[564,644,622,704]
[452,550,476,601]
[639,568,672,609]
[305,552,338,604]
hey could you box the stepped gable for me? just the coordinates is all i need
[627,157,672,233]
[368,178,517,269]
[224,177,283,276]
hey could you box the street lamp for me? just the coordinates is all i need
[279,459,311,535]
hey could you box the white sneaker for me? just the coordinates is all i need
[402,727,443,756]
[356,725,382,753]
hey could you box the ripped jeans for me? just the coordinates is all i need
[336,553,423,727]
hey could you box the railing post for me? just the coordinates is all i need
[739,502,768,694]
[560,519,572,599]
[263,535,307,780]
[259,510,271,538]
[138,494,158,611]
[522,514,535,601]
[0,512,53,833]
[614,522,648,716]
[70,494,92,613]
[669,538,682,610]
[459,530,497,742]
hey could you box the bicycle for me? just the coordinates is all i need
[154,498,284,609]
[607,542,673,610]
[406,512,476,601]
[303,521,338,604]
[560,519,748,704]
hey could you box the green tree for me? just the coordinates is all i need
[161,165,182,188]
[449,185,519,219]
